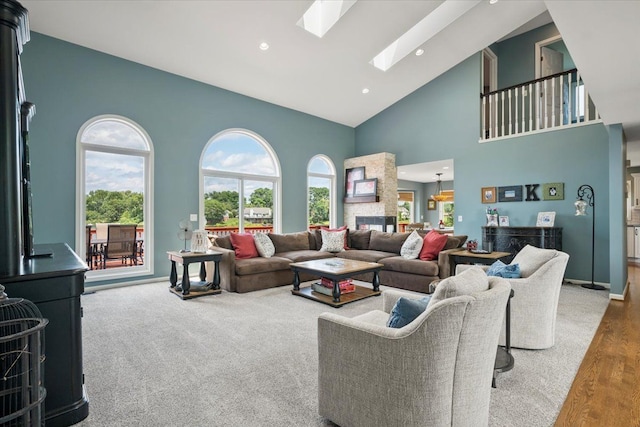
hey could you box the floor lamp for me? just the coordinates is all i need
[575,184,605,290]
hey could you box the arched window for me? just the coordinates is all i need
[76,115,154,281]
[307,155,336,229]
[200,129,281,235]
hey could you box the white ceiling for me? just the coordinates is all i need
[398,159,454,184]
[20,0,640,169]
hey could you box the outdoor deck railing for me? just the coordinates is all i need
[205,225,326,236]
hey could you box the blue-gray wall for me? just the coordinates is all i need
[21,33,355,286]
[355,50,616,285]
[496,23,562,89]
[20,29,625,290]
[609,124,627,295]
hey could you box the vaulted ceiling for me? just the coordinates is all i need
[20,1,640,150]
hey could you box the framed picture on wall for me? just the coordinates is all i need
[481,187,496,204]
[345,167,365,197]
[427,199,436,210]
[542,182,564,200]
[353,178,377,197]
[498,185,523,202]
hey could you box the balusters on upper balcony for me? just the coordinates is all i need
[480,68,601,141]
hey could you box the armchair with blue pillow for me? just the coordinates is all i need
[317,268,511,427]
[456,244,570,349]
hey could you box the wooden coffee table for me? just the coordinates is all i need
[290,258,383,307]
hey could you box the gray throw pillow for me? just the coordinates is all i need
[253,232,275,258]
[320,229,346,252]
[400,230,423,259]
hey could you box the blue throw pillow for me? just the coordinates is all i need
[486,260,521,278]
[386,296,432,328]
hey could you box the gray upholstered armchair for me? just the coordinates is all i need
[456,245,570,350]
[317,268,511,427]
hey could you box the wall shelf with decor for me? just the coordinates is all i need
[344,196,380,204]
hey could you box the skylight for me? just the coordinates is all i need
[297,0,358,38]
[371,0,481,71]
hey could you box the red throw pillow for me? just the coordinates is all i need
[419,229,448,261]
[229,232,259,259]
[321,225,349,249]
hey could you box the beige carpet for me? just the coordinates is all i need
[75,281,608,426]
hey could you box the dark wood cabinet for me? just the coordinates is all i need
[1,243,89,426]
[482,226,562,263]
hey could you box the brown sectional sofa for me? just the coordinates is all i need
[206,229,467,294]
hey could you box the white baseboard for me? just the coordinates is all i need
[609,281,629,301]
[565,277,629,301]
[84,276,162,293]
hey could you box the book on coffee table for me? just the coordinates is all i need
[311,282,356,296]
[320,277,352,288]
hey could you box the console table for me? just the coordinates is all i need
[482,226,562,262]
[448,249,511,276]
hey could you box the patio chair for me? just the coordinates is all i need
[85,224,93,269]
[95,222,109,240]
[101,224,137,268]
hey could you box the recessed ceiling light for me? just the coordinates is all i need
[362,88,370,94]
[371,0,481,71]
[259,42,269,51]
[489,0,498,4]
[415,48,425,56]
[443,166,449,169]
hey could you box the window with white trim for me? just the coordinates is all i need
[307,155,336,229]
[200,129,281,234]
[76,115,154,281]
[397,191,415,223]
[439,201,455,228]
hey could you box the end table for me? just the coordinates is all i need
[493,288,515,387]
[167,250,222,300]
[448,249,511,276]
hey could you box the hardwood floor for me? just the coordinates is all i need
[555,263,640,426]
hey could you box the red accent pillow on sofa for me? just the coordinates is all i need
[230,232,259,259]
[419,229,448,261]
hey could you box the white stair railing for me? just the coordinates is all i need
[480,68,600,141]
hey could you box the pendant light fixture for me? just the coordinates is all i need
[431,173,448,202]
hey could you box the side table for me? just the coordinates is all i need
[448,249,511,276]
[493,288,515,387]
[167,250,222,300]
